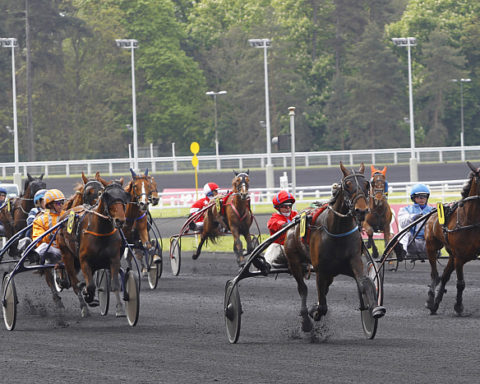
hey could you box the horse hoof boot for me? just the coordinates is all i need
[116,304,126,318]
[153,254,161,264]
[372,306,386,319]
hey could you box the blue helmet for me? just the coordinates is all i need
[34,188,47,205]
[0,187,7,195]
[410,183,430,201]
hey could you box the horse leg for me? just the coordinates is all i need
[231,229,245,266]
[310,270,329,321]
[192,235,207,260]
[62,251,89,317]
[44,270,64,310]
[454,261,466,315]
[431,256,455,314]
[290,260,312,332]
[351,256,385,318]
[110,261,125,317]
[79,258,96,306]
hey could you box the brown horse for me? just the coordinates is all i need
[363,166,396,259]
[193,170,256,266]
[284,162,384,332]
[56,181,130,317]
[424,161,480,315]
[64,172,108,210]
[123,168,161,272]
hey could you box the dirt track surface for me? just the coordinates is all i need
[2,250,480,384]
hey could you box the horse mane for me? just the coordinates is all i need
[461,171,474,199]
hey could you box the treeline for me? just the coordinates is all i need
[0,0,478,162]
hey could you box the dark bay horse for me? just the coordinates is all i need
[64,171,108,210]
[13,174,46,234]
[363,166,398,259]
[425,161,480,315]
[56,182,130,317]
[284,163,385,332]
[193,170,255,266]
[123,168,161,271]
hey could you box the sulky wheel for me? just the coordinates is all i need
[169,237,181,276]
[224,280,242,344]
[124,270,139,326]
[360,277,380,339]
[146,239,162,290]
[2,273,17,331]
[95,269,110,316]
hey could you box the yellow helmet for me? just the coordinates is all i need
[44,189,65,206]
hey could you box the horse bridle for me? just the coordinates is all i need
[333,172,370,217]
[371,173,386,205]
[131,176,156,210]
[234,173,249,200]
[100,183,129,223]
[83,180,103,206]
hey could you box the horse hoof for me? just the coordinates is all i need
[454,303,464,315]
[192,253,199,260]
[116,306,126,318]
[87,299,99,307]
[301,317,313,332]
[372,306,386,319]
[81,307,90,318]
[153,255,161,264]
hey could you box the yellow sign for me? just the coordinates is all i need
[191,155,199,168]
[437,203,445,225]
[190,142,200,155]
[300,212,307,237]
[67,210,76,234]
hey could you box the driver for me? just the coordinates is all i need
[398,183,433,260]
[31,189,66,264]
[264,191,298,268]
[188,182,219,232]
[0,186,7,236]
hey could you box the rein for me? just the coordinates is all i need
[323,225,359,238]
[443,195,480,234]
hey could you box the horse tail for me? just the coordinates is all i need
[202,206,221,245]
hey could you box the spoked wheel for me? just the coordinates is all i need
[146,239,162,290]
[224,280,242,344]
[360,277,381,339]
[2,273,17,331]
[124,270,139,326]
[169,237,181,276]
[95,269,110,316]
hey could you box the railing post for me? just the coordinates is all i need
[150,143,156,173]
[305,155,309,167]
[109,162,113,175]
[439,150,443,163]
[172,142,177,172]
[66,164,70,176]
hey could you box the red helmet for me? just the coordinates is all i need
[203,182,219,197]
[272,190,295,208]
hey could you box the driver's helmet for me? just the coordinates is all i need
[33,189,48,205]
[272,190,295,209]
[203,182,219,198]
[0,187,7,196]
[44,189,65,206]
[410,183,430,202]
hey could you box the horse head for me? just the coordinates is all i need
[128,168,158,210]
[465,161,480,197]
[99,182,130,228]
[371,171,386,206]
[232,170,250,200]
[339,162,370,222]
[25,173,46,198]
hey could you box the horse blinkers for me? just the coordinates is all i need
[341,174,370,222]
[82,180,103,206]
[102,184,130,228]
[234,171,249,200]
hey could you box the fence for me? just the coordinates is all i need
[150,179,466,214]
[2,145,480,178]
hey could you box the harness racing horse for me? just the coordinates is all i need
[362,166,402,259]
[284,162,385,332]
[425,161,480,316]
[56,182,131,317]
[123,168,161,272]
[193,170,255,266]
[64,172,108,210]
[13,174,46,234]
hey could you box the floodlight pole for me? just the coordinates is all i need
[116,39,139,172]
[206,90,227,170]
[392,37,418,182]
[451,78,471,161]
[249,38,274,192]
[1,38,21,189]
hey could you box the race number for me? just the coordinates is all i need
[215,197,221,213]
[67,210,76,234]
[300,212,307,238]
[437,203,445,225]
